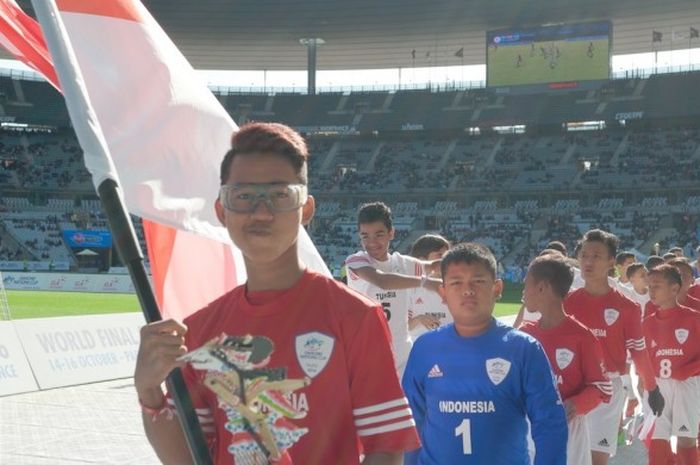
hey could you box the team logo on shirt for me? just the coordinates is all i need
[603,308,619,326]
[675,328,689,345]
[295,332,335,378]
[485,358,511,386]
[555,348,575,370]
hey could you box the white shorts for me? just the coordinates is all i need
[587,376,625,456]
[651,376,700,440]
[567,415,592,465]
[620,374,636,401]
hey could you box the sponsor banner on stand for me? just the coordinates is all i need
[12,313,145,389]
[62,230,112,248]
[2,272,137,293]
[0,321,39,396]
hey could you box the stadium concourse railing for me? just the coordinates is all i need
[208,62,700,95]
[4,60,700,95]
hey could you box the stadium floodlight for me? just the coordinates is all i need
[300,38,325,95]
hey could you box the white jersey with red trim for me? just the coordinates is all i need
[408,287,453,340]
[626,288,651,319]
[345,251,423,372]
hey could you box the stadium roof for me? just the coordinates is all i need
[13,0,700,70]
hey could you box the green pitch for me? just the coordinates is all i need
[494,282,523,318]
[6,290,140,319]
[488,39,609,86]
[5,283,524,319]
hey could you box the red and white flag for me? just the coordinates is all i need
[0,0,329,320]
[0,0,58,88]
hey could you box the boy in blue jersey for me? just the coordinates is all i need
[403,243,568,465]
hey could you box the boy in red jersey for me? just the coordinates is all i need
[521,254,612,465]
[645,259,700,317]
[643,265,700,465]
[669,259,700,311]
[563,229,664,465]
[134,123,419,465]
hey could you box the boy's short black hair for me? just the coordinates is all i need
[528,255,575,299]
[668,258,693,280]
[410,234,450,259]
[440,243,497,280]
[626,263,646,280]
[357,202,393,230]
[647,264,682,288]
[662,253,677,262]
[220,122,309,185]
[615,251,636,266]
[646,255,665,270]
[581,229,619,258]
[546,241,568,256]
[538,248,564,257]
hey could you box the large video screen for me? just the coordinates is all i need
[487,21,611,87]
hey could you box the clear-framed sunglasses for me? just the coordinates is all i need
[219,183,308,213]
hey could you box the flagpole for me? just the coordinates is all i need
[30,2,213,464]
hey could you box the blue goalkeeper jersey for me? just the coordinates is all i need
[402,318,567,465]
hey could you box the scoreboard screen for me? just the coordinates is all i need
[486,21,611,87]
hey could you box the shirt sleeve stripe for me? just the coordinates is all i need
[353,398,408,416]
[354,407,413,427]
[592,382,614,394]
[357,418,416,437]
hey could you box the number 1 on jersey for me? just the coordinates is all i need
[455,419,473,455]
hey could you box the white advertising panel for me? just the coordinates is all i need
[0,322,39,396]
[13,313,145,389]
[3,272,136,293]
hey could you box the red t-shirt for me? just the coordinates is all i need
[564,287,657,390]
[168,270,420,464]
[520,316,612,415]
[644,294,700,318]
[688,283,700,301]
[683,293,700,311]
[642,305,700,381]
